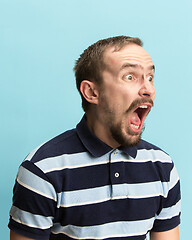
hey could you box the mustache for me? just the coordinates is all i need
[127,98,154,113]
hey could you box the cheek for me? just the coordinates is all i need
[121,89,135,104]
[100,84,136,110]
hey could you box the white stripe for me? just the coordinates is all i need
[122,158,171,163]
[57,181,172,208]
[51,218,155,239]
[156,200,181,220]
[35,151,110,173]
[10,206,53,229]
[169,165,180,191]
[56,164,180,208]
[34,149,172,174]
[135,149,172,163]
[18,164,179,209]
[136,149,172,163]
[17,166,57,201]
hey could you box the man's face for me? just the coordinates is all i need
[97,44,156,147]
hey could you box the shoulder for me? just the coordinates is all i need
[137,139,171,161]
[138,139,166,151]
[17,128,87,191]
[25,128,86,164]
[136,140,175,182]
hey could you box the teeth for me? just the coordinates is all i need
[139,105,148,109]
[131,124,139,129]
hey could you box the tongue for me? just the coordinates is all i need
[130,112,141,126]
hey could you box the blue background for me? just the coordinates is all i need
[1,0,191,239]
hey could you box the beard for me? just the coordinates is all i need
[110,121,145,147]
[100,98,153,147]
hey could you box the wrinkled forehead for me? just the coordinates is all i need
[103,44,154,70]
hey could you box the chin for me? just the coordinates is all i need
[122,125,145,147]
[126,135,141,147]
[110,121,145,148]
[123,134,141,147]
[112,130,142,147]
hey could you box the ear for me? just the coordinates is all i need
[80,80,99,105]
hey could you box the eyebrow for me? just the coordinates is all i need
[120,63,155,72]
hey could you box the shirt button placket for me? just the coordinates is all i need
[110,150,121,182]
[110,149,123,198]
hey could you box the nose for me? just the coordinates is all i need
[139,79,156,99]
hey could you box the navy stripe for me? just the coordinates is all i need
[30,130,86,163]
[137,139,164,151]
[8,219,50,240]
[162,181,181,208]
[152,214,181,232]
[12,183,56,216]
[45,161,175,192]
[55,197,160,226]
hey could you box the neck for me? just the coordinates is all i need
[86,111,120,149]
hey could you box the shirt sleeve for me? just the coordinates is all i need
[151,163,181,232]
[8,160,57,240]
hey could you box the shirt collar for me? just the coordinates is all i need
[76,115,137,158]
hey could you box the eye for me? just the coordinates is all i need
[147,75,153,82]
[125,74,134,81]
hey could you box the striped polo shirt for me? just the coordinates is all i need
[9,115,181,240]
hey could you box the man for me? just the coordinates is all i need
[9,36,181,240]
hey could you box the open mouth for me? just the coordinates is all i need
[129,103,152,133]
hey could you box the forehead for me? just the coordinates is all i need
[103,44,154,70]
